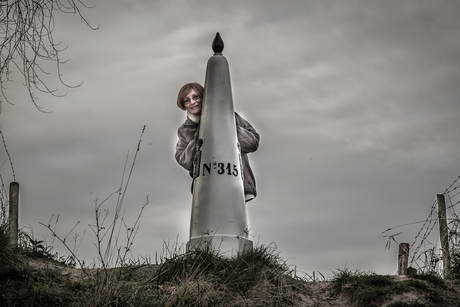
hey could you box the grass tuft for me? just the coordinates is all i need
[331,268,394,307]
[331,268,455,307]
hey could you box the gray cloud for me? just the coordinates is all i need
[1,0,459,275]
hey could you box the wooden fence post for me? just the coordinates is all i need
[9,181,19,247]
[398,242,409,275]
[437,194,450,278]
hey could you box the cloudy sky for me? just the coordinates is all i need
[2,0,460,276]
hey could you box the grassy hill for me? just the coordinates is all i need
[2,230,460,307]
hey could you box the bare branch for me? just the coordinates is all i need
[0,0,97,112]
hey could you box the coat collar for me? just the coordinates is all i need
[187,111,201,124]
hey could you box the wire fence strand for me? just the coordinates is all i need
[408,176,460,273]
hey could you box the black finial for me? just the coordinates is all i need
[212,32,224,54]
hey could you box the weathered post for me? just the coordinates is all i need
[187,33,253,256]
[398,242,409,275]
[437,194,450,278]
[9,181,19,247]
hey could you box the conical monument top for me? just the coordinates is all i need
[212,32,224,54]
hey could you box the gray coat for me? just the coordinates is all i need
[175,112,259,199]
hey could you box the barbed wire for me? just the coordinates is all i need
[382,176,460,273]
[0,129,15,181]
[408,176,460,273]
[444,175,460,194]
[0,173,8,224]
[409,199,439,268]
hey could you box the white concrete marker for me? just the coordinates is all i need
[187,33,253,256]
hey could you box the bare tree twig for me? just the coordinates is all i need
[1,0,98,111]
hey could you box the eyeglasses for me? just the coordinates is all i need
[183,95,201,105]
